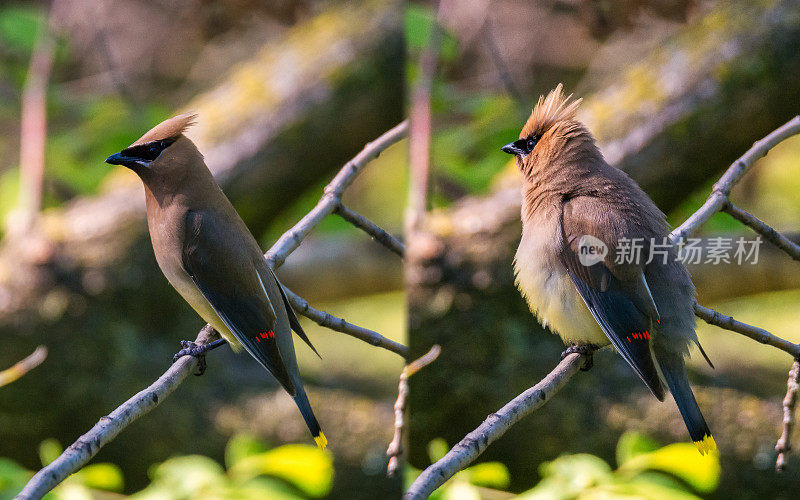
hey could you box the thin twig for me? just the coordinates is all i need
[669,115,800,243]
[16,122,410,499]
[283,287,409,358]
[13,25,55,234]
[335,203,405,256]
[776,359,800,472]
[694,304,800,358]
[406,18,442,233]
[267,120,409,269]
[16,327,218,500]
[0,346,48,388]
[387,345,441,476]
[723,202,800,261]
[404,353,585,500]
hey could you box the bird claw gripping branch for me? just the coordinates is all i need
[172,339,227,376]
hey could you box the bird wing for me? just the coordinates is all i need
[182,210,296,396]
[559,196,665,400]
[259,265,321,358]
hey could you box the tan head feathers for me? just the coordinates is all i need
[521,84,582,138]
[131,112,197,146]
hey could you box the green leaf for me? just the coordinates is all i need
[442,480,482,500]
[72,463,124,492]
[134,455,226,498]
[616,431,660,467]
[427,438,449,463]
[228,444,333,498]
[225,434,270,469]
[463,462,510,489]
[38,439,62,467]
[617,443,720,493]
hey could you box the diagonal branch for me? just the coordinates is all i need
[16,122,410,500]
[283,287,408,357]
[266,120,408,269]
[404,353,585,500]
[335,203,405,257]
[694,304,800,357]
[669,115,800,243]
[722,202,800,261]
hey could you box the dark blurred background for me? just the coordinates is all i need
[0,0,406,498]
[406,0,800,498]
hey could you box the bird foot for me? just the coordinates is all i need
[172,339,227,376]
[560,344,598,371]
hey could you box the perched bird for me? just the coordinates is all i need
[105,113,326,449]
[502,85,715,454]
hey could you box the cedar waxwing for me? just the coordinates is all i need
[502,85,716,454]
[105,113,326,449]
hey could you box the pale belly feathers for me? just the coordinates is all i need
[514,222,609,346]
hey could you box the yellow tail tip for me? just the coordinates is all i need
[314,432,328,450]
[694,434,717,455]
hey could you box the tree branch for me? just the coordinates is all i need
[776,359,800,472]
[16,122,410,499]
[404,353,585,500]
[694,304,800,357]
[669,115,800,243]
[722,202,800,262]
[335,203,405,257]
[266,120,408,269]
[283,287,408,358]
[387,345,441,477]
[0,345,47,388]
[16,326,218,500]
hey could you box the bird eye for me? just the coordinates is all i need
[526,139,535,151]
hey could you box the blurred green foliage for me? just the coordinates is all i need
[408,432,720,499]
[0,4,168,237]
[0,434,333,500]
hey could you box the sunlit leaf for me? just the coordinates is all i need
[615,431,660,467]
[38,439,62,467]
[463,461,510,489]
[618,443,720,493]
[442,480,481,500]
[427,438,449,463]
[228,444,333,498]
[72,463,124,492]
[133,455,226,498]
[225,434,270,469]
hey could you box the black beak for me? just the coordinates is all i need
[105,152,139,168]
[501,142,524,156]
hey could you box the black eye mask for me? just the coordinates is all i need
[105,137,177,169]
[501,134,541,156]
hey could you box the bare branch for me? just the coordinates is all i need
[16,122,410,499]
[722,202,800,261]
[387,345,441,477]
[0,346,47,388]
[266,120,409,269]
[404,353,585,499]
[335,203,405,257]
[11,26,55,234]
[16,326,218,500]
[282,287,409,358]
[669,115,800,243]
[694,304,800,358]
[776,359,800,472]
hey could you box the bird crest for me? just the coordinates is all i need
[131,112,198,146]
[521,84,582,138]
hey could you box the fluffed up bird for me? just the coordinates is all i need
[502,85,716,455]
[105,113,326,449]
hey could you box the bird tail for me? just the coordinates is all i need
[293,387,327,450]
[660,355,716,455]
